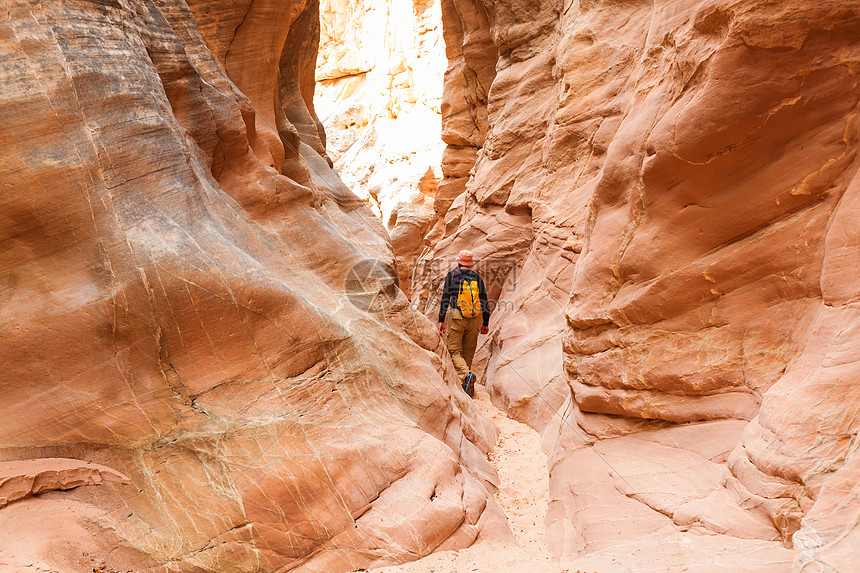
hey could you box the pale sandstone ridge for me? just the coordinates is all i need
[0,1,510,571]
[315,0,447,295]
[412,0,860,571]
[431,0,497,246]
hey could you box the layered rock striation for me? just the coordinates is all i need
[414,0,860,570]
[0,1,508,571]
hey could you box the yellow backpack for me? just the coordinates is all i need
[457,279,481,318]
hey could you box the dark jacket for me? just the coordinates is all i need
[438,268,490,326]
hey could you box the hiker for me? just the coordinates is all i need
[438,250,490,396]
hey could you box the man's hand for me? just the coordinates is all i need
[439,322,446,336]
[480,325,489,335]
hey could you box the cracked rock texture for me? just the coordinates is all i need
[0,0,509,571]
[412,0,860,570]
[315,0,447,295]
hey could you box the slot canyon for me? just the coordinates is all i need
[1,0,859,572]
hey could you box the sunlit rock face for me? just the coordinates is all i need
[416,0,860,570]
[315,0,448,295]
[0,0,510,571]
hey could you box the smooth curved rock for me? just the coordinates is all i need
[0,0,508,571]
[414,0,860,570]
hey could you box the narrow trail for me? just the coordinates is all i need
[376,384,563,572]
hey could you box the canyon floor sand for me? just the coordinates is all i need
[375,383,566,573]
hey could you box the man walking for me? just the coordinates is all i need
[438,250,490,396]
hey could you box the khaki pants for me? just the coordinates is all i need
[445,309,482,383]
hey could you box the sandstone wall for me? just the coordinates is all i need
[0,1,509,571]
[315,0,448,295]
[416,0,860,570]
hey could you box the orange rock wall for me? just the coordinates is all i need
[0,1,508,571]
[418,0,860,569]
[420,0,498,254]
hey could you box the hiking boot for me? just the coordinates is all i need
[462,372,476,398]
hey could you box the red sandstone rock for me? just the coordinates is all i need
[0,459,130,508]
[0,0,508,571]
[415,0,860,570]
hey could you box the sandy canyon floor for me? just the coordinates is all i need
[375,385,565,573]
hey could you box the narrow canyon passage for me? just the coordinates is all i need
[320,0,860,569]
[3,0,860,570]
[376,384,560,573]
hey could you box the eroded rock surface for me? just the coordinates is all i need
[0,1,509,571]
[0,459,130,508]
[414,0,860,570]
